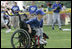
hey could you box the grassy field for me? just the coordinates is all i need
[1,25,71,48]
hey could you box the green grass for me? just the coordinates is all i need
[1,25,71,48]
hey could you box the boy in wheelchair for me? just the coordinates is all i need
[24,9,48,45]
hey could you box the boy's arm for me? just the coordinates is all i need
[11,6,15,14]
[40,19,44,33]
[26,18,36,33]
[34,6,37,12]
[26,18,35,24]
[27,24,32,33]
[52,4,57,11]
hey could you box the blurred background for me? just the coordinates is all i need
[1,1,71,48]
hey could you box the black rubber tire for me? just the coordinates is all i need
[40,44,44,48]
[11,29,31,48]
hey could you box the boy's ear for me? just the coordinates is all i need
[37,14,39,15]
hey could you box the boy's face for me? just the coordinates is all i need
[14,2,17,6]
[56,1,60,4]
[49,4,52,8]
[49,6,52,8]
[32,1,35,5]
[38,14,43,19]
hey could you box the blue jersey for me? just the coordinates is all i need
[12,5,20,14]
[4,15,9,18]
[26,17,43,28]
[52,3,62,13]
[29,5,37,14]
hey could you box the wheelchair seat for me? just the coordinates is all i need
[30,29,36,38]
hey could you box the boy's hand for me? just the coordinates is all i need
[53,8,57,11]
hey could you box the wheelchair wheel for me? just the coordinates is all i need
[40,44,44,48]
[11,29,31,48]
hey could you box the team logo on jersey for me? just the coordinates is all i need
[31,7,36,11]
[13,7,18,11]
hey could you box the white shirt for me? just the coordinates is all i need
[40,8,44,11]
[23,9,27,12]
[61,6,66,11]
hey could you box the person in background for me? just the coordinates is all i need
[3,12,11,29]
[5,2,10,9]
[1,11,11,33]
[40,4,44,11]
[28,1,37,18]
[40,4,46,24]
[52,1,62,30]
[61,3,66,11]
[47,3,53,25]
[23,6,27,12]
[61,3,71,24]
[5,8,13,27]
[60,3,67,25]
[11,2,20,29]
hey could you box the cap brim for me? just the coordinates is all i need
[41,12,46,15]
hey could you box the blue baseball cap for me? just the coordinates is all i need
[36,9,45,15]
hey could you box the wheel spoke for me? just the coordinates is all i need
[11,29,30,48]
[14,41,19,45]
[14,37,19,39]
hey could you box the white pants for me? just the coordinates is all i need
[1,13,6,27]
[47,14,53,25]
[11,16,19,28]
[1,18,6,27]
[5,19,9,25]
[52,13,61,28]
[33,28,43,39]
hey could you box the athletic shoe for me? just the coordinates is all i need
[6,29,11,33]
[52,27,54,30]
[39,40,45,44]
[59,28,62,30]
[40,39,47,44]
[36,40,44,45]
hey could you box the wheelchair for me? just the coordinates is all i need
[11,13,49,48]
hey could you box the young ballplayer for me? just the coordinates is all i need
[26,9,47,44]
